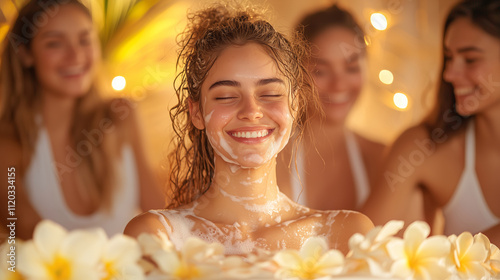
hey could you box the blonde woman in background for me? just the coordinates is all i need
[0,0,164,240]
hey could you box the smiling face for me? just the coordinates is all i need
[190,43,293,168]
[443,17,500,116]
[23,4,100,98]
[309,27,366,124]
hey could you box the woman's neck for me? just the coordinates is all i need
[41,92,76,135]
[193,155,289,228]
[307,114,349,147]
[475,104,500,145]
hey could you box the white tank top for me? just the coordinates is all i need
[290,129,370,209]
[443,121,500,235]
[24,124,140,236]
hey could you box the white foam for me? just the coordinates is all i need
[204,110,214,123]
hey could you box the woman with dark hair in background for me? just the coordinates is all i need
[277,4,387,211]
[0,0,164,239]
[363,0,500,245]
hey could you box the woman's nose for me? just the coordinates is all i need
[237,96,263,121]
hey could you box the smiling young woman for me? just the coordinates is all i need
[362,0,500,245]
[124,4,373,255]
[0,0,165,239]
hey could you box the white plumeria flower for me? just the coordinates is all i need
[100,234,144,280]
[472,233,500,277]
[386,221,451,280]
[18,220,105,280]
[0,241,24,280]
[346,220,404,276]
[488,243,500,276]
[273,236,344,280]
[220,255,274,279]
[149,237,224,279]
[447,232,489,279]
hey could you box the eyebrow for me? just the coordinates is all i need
[40,29,92,39]
[208,78,284,90]
[445,46,484,53]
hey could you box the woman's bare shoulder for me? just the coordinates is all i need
[124,211,167,238]
[319,209,374,253]
[0,122,23,165]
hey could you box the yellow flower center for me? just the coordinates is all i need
[7,271,25,280]
[46,255,71,280]
[102,261,118,280]
[174,262,201,279]
[291,260,321,280]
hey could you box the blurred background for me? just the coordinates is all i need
[0,0,460,181]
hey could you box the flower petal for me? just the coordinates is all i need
[416,236,450,259]
[300,237,328,261]
[375,220,404,243]
[152,249,180,273]
[386,239,405,260]
[403,222,430,256]
[60,228,106,266]
[33,220,68,261]
[103,235,141,265]
[273,250,302,269]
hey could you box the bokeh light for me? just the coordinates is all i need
[393,92,408,109]
[379,70,394,85]
[371,13,388,30]
[112,76,126,91]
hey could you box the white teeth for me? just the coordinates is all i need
[62,67,84,76]
[231,130,269,139]
[321,93,350,104]
[454,87,476,96]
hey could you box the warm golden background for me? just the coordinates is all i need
[0,0,460,181]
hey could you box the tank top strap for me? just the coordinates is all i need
[344,129,370,208]
[290,144,307,205]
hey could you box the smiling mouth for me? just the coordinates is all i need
[320,93,350,104]
[228,129,273,139]
[60,66,89,78]
[454,87,478,96]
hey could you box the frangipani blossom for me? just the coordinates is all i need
[346,220,404,276]
[488,243,500,276]
[273,236,344,279]
[472,233,500,277]
[386,221,451,280]
[18,220,105,280]
[448,232,488,279]
[99,234,144,280]
[0,242,24,280]
[219,255,274,279]
[150,237,224,280]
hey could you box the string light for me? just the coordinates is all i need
[112,76,126,91]
[393,92,408,109]
[371,13,388,30]
[379,70,394,85]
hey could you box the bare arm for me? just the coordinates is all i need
[113,98,166,211]
[124,211,167,239]
[361,126,429,227]
[0,135,41,241]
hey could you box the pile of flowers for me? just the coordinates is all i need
[2,220,499,280]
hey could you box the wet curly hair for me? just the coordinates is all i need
[167,3,317,208]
